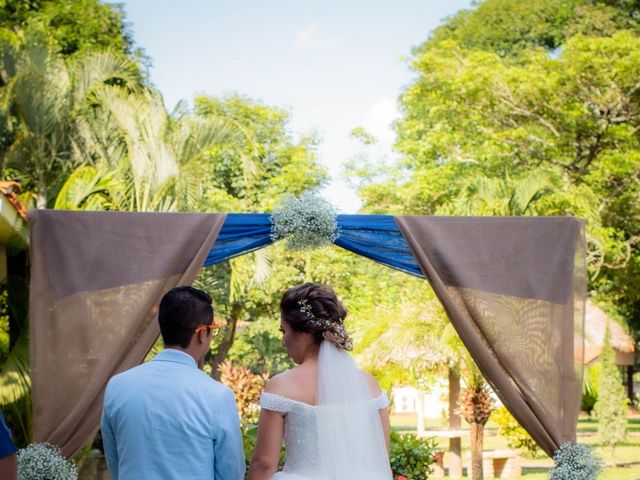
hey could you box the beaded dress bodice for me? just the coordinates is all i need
[259,392,389,479]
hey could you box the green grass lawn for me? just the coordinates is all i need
[390,413,640,478]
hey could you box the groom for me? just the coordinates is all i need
[101,286,245,480]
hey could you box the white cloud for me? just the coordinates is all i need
[294,23,341,51]
[295,24,320,49]
[362,96,400,150]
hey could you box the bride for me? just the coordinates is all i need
[248,283,392,480]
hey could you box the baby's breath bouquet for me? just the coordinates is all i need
[17,442,78,480]
[270,191,339,250]
[549,442,602,480]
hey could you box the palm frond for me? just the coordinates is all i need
[54,165,122,210]
[72,50,141,104]
[0,328,30,406]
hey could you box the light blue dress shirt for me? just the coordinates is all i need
[101,349,245,480]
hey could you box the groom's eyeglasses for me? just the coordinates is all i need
[194,321,221,337]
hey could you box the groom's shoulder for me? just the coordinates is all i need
[192,371,231,394]
[106,361,233,399]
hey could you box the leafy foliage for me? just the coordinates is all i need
[227,317,293,376]
[218,360,268,426]
[426,0,640,58]
[0,31,142,207]
[492,406,542,457]
[354,0,640,342]
[594,323,628,447]
[389,431,438,479]
[0,0,137,57]
[581,362,602,415]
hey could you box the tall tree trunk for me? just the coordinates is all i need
[457,385,493,480]
[470,422,484,480]
[37,173,47,209]
[448,369,463,478]
[210,303,241,380]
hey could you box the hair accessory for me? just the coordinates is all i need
[297,298,353,350]
[298,299,314,318]
[298,299,332,329]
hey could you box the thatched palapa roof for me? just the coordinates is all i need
[580,300,635,366]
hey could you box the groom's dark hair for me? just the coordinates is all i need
[158,286,213,348]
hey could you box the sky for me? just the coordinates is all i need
[121,0,474,212]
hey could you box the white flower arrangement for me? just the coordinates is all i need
[270,191,339,251]
[549,442,603,480]
[17,442,78,480]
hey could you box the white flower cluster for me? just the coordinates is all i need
[549,442,603,480]
[17,442,78,480]
[270,191,339,251]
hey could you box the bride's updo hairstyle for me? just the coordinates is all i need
[280,283,353,351]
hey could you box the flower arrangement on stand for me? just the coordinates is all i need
[270,191,339,251]
[549,442,603,480]
[17,442,78,480]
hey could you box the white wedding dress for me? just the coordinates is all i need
[259,341,393,480]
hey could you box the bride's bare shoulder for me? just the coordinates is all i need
[264,369,302,394]
[263,367,317,404]
[362,370,383,397]
[263,371,291,395]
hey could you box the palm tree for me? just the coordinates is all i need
[0,30,141,208]
[440,170,559,216]
[434,171,562,478]
[454,351,494,479]
[359,297,496,479]
[55,89,261,212]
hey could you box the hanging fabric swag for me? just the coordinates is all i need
[28,211,585,458]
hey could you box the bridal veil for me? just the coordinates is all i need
[316,340,392,479]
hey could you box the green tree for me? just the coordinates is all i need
[54,90,258,212]
[426,0,640,58]
[0,0,137,57]
[0,31,141,207]
[355,25,640,340]
[185,95,327,373]
[194,94,327,211]
[594,323,628,448]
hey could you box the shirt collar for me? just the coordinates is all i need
[151,348,198,368]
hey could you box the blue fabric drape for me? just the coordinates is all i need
[204,213,423,279]
[334,214,423,278]
[204,214,273,266]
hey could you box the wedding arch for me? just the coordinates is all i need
[29,210,585,458]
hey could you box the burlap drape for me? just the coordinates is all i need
[396,216,586,457]
[29,210,225,457]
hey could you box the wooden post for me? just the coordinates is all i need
[449,368,462,478]
[628,366,635,404]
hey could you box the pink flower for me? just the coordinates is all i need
[395,476,408,480]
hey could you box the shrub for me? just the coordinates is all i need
[581,363,601,415]
[492,406,541,457]
[242,423,285,478]
[594,324,628,447]
[389,431,438,480]
[218,360,268,426]
[17,442,78,480]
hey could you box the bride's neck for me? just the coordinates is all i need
[300,343,320,365]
